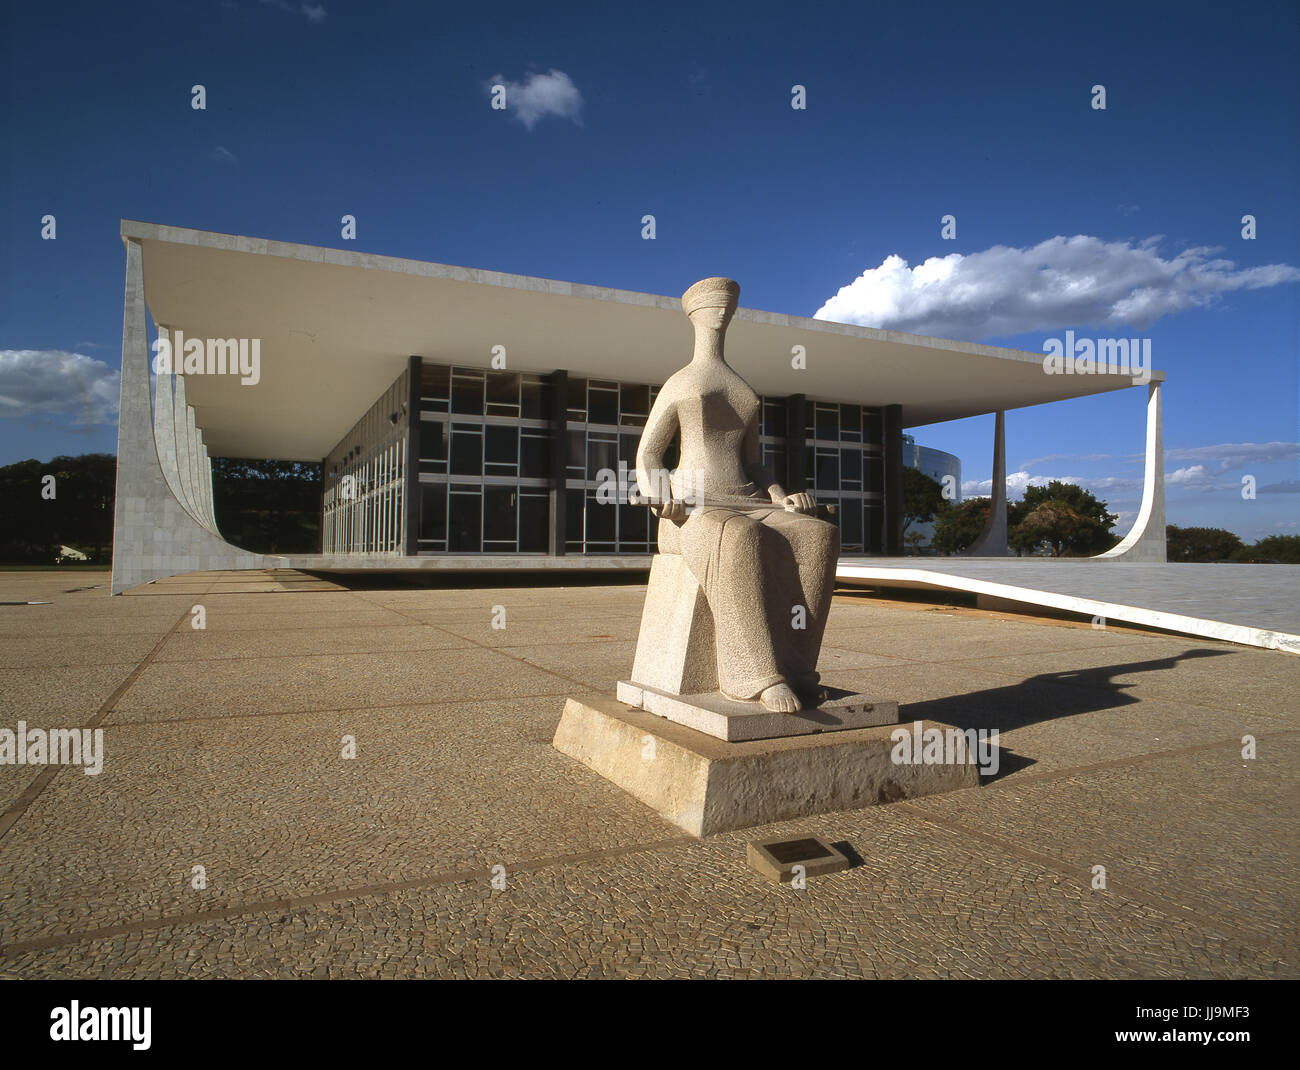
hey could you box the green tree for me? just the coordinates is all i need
[932,497,990,554]
[211,458,321,554]
[0,454,116,563]
[901,467,951,539]
[1232,534,1300,563]
[1008,481,1118,557]
[1166,525,1244,562]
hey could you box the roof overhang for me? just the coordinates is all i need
[123,220,1164,461]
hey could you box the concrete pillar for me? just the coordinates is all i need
[1096,381,1166,561]
[548,368,568,554]
[964,410,1009,556]
[152,326,187,507]
[171,370,200,520]
[883,404,904,556]
[200,442,217,533]
[186,406,204,529]
[110,236,277,594]
[403,356,420,555]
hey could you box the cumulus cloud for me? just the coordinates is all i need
[962,470,1145,500]
[814,236,1300,340]
[0,350,119,425]
[490,69,583,130]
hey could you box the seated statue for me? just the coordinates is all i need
[635,276,840,714]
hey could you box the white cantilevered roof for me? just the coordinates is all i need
[122,220,1163,462]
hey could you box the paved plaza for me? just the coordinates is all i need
[0,568,1295,978]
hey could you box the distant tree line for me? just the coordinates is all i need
[903,469,1300,561]
[0,454,115,563]
[209,458,321,555]
[0,454,322,562]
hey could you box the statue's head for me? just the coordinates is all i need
[682,277,739,331]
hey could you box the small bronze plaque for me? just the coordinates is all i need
[765,838,835,865]
[746,834,851,883]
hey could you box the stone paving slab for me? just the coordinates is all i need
[1,802,1289,979]
[0,700,675,947]
[906,737,1298,957]
[109,646,579,724]
[0,569,1294,979]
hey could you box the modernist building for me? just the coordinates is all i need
[900,433,962,549]
[110,221,1167,594]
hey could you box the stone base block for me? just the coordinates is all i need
[616,680,898,742]
[553,695,981,838]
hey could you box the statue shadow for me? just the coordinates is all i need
[895,647,1230,783]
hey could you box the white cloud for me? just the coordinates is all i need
[1164,441,1298,474]
[0,350,119,425]
[962,470,1145,500]
[815,235,1300,340]
[490,69,583,130]
[1259,479,1300,495]
[1020,441,1298,476]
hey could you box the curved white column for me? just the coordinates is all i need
[1096,381,1165,562]
[111,238,280,594]
[963,409,1009,556]
[152,326,187,506]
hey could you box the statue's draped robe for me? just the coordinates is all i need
[658,387,840,701]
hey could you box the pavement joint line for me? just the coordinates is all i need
[888,801,1294,961]
[351,594,605,696]
[123,635,628,666]
[0,835,696,957]
[98,690,582,731]
[974,730,1299,791]
[0,585,216,846]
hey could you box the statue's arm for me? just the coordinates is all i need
[636,390,684,519]
[742,418,785,501]
[744,416,817,515]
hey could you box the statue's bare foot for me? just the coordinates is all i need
[759,683,801,713]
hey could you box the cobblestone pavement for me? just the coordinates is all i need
[0,568,1295,978]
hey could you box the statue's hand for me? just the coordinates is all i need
[652,498,688,522]
[782,492,816,515]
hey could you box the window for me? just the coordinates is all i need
[519,493,549,552]
[485,425,518,474]
[448,487,481,551]
[520,430,549,478]
[486,372,520,416]
[452,372,484,415]
[587,384,618,426]
[483,486,517,547]
[450,425,482,475]
[419,484,446,546]
[419,418,447,465]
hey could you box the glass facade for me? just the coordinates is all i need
[415,364,553,554]
[321,367,410,555]
[321,357,894,557]
[803,400,885,554]
[564,376,663,554]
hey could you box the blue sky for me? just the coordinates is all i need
[2,0,1297,540]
